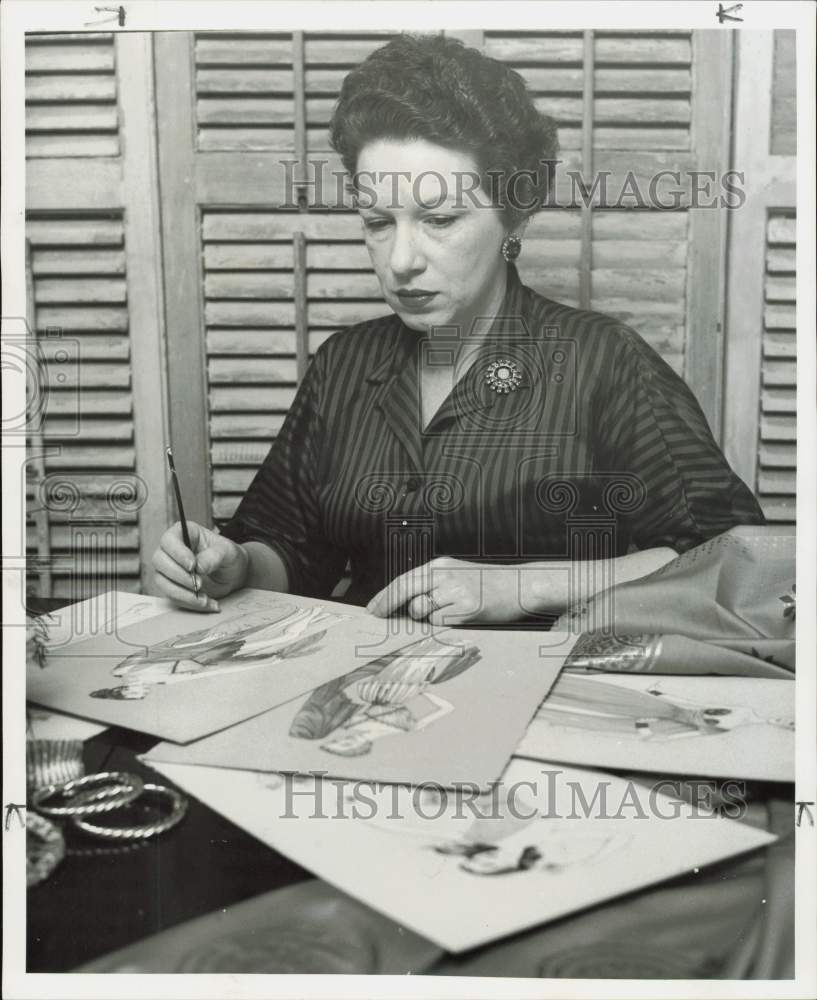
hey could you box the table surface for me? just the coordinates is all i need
[27,725,314,972]
[24,598,795,975]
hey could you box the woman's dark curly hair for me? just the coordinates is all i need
[329,33,559,225]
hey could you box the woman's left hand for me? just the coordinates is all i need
[366,557,567,625]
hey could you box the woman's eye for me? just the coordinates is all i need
[362,217,391,232]
[426,215,456,229]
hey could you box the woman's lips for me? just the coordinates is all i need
[394,289,439,310]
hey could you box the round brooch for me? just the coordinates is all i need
[485,359,522,394]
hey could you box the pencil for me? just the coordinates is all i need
[166,447,199,599]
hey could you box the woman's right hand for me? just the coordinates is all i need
[151,521,249,612]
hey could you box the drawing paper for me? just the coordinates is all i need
[145,628,577,788]
[514,673,795,782]
[144,757,775,953]
[27,589,412,743]
[25,707,107,743]
[36,591,171,651]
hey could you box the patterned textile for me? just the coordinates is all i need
[220,264,764,606]
[557,526,795,677]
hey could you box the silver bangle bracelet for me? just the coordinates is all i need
[31,771,144,818]
[71,783,188,841]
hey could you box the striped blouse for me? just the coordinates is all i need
[220,263,765,606]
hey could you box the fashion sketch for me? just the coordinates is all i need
[90,605,347,700]
[289,634,481,757]
[535,674,795,740]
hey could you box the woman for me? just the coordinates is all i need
[152,34,764,625]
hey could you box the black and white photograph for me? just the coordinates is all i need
[2,1,815,997]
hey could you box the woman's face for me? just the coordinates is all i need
[355,139,511,334]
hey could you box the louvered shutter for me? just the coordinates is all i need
[758,214,796,523]
[488,30,699,378]
[195,33,397,520]
[156,32,398,526]
[25,33,119,157]
[723,31,796,523]
[25,33,169,599]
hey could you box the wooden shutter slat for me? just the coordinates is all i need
[763,305,796,329]
[304,37,396,64]
[195,37,293,65]
[196,69,295,93]
[535,97,691,124]
[308,272,382,298]
[766,216,796,243]
[198,127,295,152]
[45,446,136,469]
[763,332,796,358]
[212,468,257,493]
[208,358,298,383]
[26,135,120,158]
[309,302,390,326]
[204,244,296,270]
[762,360,796,386]
[26,219,124,246]
[208,329,297,354]
[35,277,128,304]
[210,386,296,411]
[25,43,115,73]
[757,470,795,493]
[760,415,796,441]
[765,248,795,272]
[198,97,296,124]
[36,306,129,331]
[516,67,692,92]
[205,273,295,298]
[591,268,686,301]
[761,388,796,413]
[27,104,118,132]
[45,389,133,416]
[211,442,273,465]
[26,74,117,102]
[590,297,685,319]
[592,240,687,267]
[760,498,796,523]
[590,127,689,151]
[44,417,133,440]
[27,524,139,549]
[40,334,130,360]
[593,211,688,240]
[764,276,795,302]
[213,496,242,520]
[32,249,126,274]
[44,362,130,388]
[49,579,141,599]
[484,34,690,64]
[759,443,796,468]
[27,32,114,43]
[210,414,286,437]
[206,301,295,326]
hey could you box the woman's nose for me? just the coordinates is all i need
[389,223,425,275]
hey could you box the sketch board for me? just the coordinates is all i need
[144,757,776,953]
[27,589,414,743]
[514,673,795,782]
[146,628,577,788]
